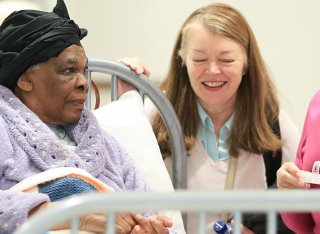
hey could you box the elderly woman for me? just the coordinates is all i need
[0,1,173,234]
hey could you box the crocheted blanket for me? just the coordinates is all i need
[10,167,114,201]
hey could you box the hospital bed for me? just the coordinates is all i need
[86,59,187,190]
[12,59,320,234]
[13,189,320,234]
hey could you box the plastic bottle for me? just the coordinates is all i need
[213,220,232,234]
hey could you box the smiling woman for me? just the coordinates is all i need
[144,2,300,233]
[184,31,245,125]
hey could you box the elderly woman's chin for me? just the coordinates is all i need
[68,112,83,124]
[63,102,85,123]
[58,109,84,125]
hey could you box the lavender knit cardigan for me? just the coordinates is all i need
[0,85,151,233]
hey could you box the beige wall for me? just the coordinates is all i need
[4,0,320,132]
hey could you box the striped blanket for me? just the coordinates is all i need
[10,167,113,234]
[10,167,114,200]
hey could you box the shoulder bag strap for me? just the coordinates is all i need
[220,155,238,222]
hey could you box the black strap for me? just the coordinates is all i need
[263,119,282,188]
[243,119,295,234]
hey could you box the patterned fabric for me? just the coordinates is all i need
[10,167,113,201]
[40,177,99,201]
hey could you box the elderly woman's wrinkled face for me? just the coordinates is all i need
[17,44,88,125]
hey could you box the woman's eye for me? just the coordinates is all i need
[193,59,207,63]
[220,59,235,63]
[65,67,76,73]
[83,67,88,75]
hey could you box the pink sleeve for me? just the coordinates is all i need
[281,212,314,233]
[281,90,320,233]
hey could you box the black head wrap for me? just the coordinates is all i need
[0,0,88,91]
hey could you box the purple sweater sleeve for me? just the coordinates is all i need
[0,190,50,234]
[0,117,51,233]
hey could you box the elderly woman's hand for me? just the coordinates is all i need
[77,212,138,234]
[50,212,137,234]
[30,203,139,234]
[117,57,151,97]
[276,162,310,189]
[131,213,173,234]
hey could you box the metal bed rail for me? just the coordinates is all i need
[85,59,187,189]
[14,189,320,234]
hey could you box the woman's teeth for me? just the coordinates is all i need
[203,81,224,87]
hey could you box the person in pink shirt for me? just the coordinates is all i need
[277,90,320,233]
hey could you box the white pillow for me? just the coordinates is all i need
[93,90,173,192]
[93,90,185,234]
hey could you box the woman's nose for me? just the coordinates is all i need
[206,62,221,75]
[76,73,89,92]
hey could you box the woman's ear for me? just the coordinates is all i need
[242,68,247,76]
[242,63,248,76]
[17,70,33,92]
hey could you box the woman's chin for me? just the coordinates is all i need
[63,112,82,124]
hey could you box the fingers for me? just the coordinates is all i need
[77,213,137,234]
[148,216,171,233]
[151,214,173,228]
[117,57,151,97]
[133,213,149,228]
[79,214,105,233]
[276,162,309,189]
[119,57,151,76]
[131,225,144,234]
[115,212,137,233]
[117,78,135,97]
[133,213,170,234]
[276,162,298,189]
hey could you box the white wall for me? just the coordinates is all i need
[5,0,320,131]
